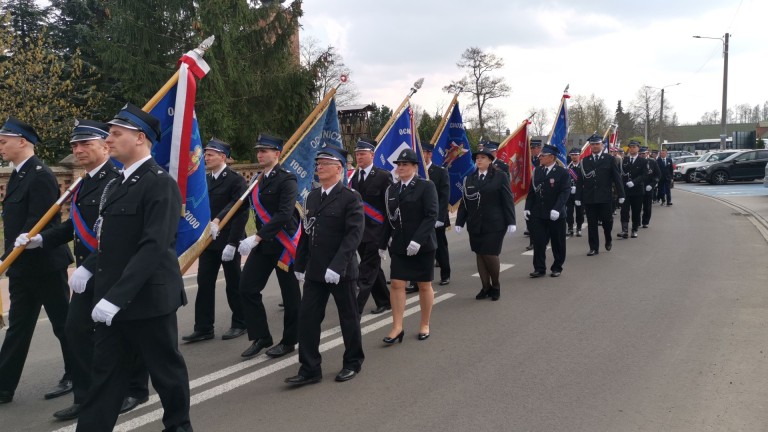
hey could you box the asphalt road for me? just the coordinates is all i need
[2,189,768,432]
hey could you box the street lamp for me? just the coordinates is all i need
[647,83,681,147]
[693,33,730,150]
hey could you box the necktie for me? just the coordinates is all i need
[321,191,327,203]
[631,157,635,164]
[479,174,485,182]
[359,170,365,183]
[400,183,406,194]
[8,169,18,186]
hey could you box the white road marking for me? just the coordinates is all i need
[471,264,514,277]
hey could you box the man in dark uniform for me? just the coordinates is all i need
[524,139,542,250]
[182,138,248,343]
[657,149,674,206]
[237,134,301,360]
[485,141,509,178]
[575,134,625,256]
[525,145,571,278]
[349,139,392,315]
[0,117,74,404]
[565,147,584,237]
[16,120,149,420]
[422,142,451,286]
[640,147,660,228]
[618,140,648,239]
[286,145,365,385]
[74,103,191,431]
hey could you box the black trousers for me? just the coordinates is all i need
[298,279,364,378]
[530,216,567,273]
[434,226,451,280]
[67,288,149,404]
[0,269,71,393]
[76,313,191,432]
[240,248,300,345]
[584,203,614,251]
[620,195,644,231]
[641,191,654,225]
[658,179,672,203]
[566,197,584,230]
[194,248,245,332]
[356,240,390,314]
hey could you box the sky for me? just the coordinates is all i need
[300,0,767,130]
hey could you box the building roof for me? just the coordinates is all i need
[337,104,374,113]
[663,123,756,143]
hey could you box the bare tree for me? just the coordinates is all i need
[486,108,507,141]
[443,47,510,137]
[300,36,359,106]
[526,107,550,136]
[569,94,611,135]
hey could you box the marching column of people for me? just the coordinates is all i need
[618,140,648,239]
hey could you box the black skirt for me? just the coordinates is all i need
[389,250,436,282]
[469,230,506,255]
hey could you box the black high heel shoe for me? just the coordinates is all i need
[383,330,404,344]
[418,333,430,341]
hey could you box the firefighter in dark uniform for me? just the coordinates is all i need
[640,146,659,228]
[0,117,74,405]
[575,134,625,256]
[422,142,451,286]
[349,139,392,315]
[74,103,191,432]
[182,138,248,343]
[237,134,301,360]
[524,139,542,250]
[286,145,365,385]
[565,147,584,237]
[618,140,648,239]
[525,144,571,278]
[16,120,149,420]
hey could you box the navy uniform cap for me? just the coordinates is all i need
[587,134,603,143]
[650,149,659,154]
[472,148,496,161]
[421,142,435,152]
[484,141,500,152]
[639,146,649,153]
[628,139,641,147]
[530,139,542,148]
[0,117,41,145]
[569,147,581,155]
[254,133,284,151]
[205,138,231,158]
[108,103,161,145]
[315,144,347,165]
[70,119,110,143]
[394,148,419,164]
[354,139,376,152]
[541,144,560,156]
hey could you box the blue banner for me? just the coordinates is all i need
[149,88,210,257]
[431,102,475,205]
[373,105,427,180]
[549,98,569,165]
[282,98,342,203]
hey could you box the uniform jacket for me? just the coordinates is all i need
[493,159,510,179]
[349,165,391,244]
[81,158,186,321]
[2,155,73,276]
[656,157,674,181]
[621,155,649,197]
[380,177,438,254]
[525,164,571,219]
[566,161,582,204]
[427,163,450,226]
[644,157,660,191]
[250,164,300,255]
[456,167,516,233]
[576,152,625,204]
[295,182,364,282]
[207,166,247,251]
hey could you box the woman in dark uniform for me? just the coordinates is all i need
[380,149,438,342]
[455,148,516,301]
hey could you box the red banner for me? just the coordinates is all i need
[497,120,531,204]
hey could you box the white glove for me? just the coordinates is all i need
[435,221,444,228]
[575,200,581,207]
[619,198,625,204]
[15,233,42,249]
[378,249,387,260]
[570,186,576,194]
[454,226,462,234]
[68,266,93,294]
[550,210,560,221]
[238,235,259,256]
[524,210,530,220]
[645,185,652,192]
[406,241,421,256]
[221,244,236,262]
[507,225,516,235]
[626,181,634,188]
[324,268,340,284]
[209,222,220,240]
[91,298,120,326]
[294,271,305,282]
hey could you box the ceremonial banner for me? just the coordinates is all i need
[148,47,211,261]
[548,88,570,165]
[373,104,427,180]
[431,102,474,205]
[497,119,531,204]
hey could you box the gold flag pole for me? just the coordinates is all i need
[374,78,424,144]
[428,91,460,146]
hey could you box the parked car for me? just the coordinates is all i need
[666,150,694,159]
[675,151,743,183]
[764,161,768,188]
[695,149,768,185]
[672,155,700,165]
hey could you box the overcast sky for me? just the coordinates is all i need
[300,0,766,129]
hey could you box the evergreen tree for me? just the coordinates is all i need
[0,0,47,49]
[614,100,637,141]
[368,102,393,139]
[417,109,441,145]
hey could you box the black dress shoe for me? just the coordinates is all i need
[404,285,418,294]
[525,244,534,251]
[642,224,648,228]
[617,231,628,239]
[418,333,430,340]
[241,339,273,358]
[550,271,561,277]
[370,305,391,314]
[587,250,599,256]
[335,368,357,382]
[631,231,638,238]
[44,379,73,400]
[119,395,149,414]
[529,271,546,278]
[383,330,405,344]
[285,374,322,386]
[221,328,247,340]
[0,390,12,404]
[182,330,214,343]
[489,288,500,301]
[605,242,612,251]
[438,278,450,286]
[266,343,295,358]
[53,403,81,420]
[475,288,489,300]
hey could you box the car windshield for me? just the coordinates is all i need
[708,152,736,162]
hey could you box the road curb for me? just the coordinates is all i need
[678,188,768,243]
